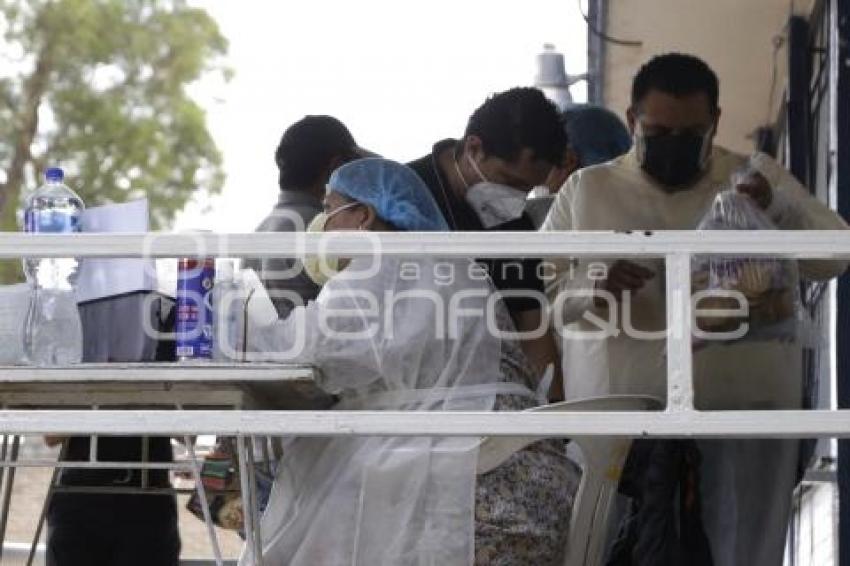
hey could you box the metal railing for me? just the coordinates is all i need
[0,230,849,439]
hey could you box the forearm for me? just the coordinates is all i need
[514,309,563,402]
[751,153,850,280]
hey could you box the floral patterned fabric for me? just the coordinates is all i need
[474,335,581,565]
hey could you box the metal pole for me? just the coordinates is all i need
[0,436,21,561]
[586,0,607,105]
[0,434,9,564]
[185,435,224,566]
[237,436,262,566]
[140,436,149,490]
[665,253,694,412]
[88,405,98,464]
[28,441,69,566]
[248,437,262,563]
[831,0,850,562]
[787,14,812,185]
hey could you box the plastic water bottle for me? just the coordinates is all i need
[212,260,245,361]
[22,167,85,365]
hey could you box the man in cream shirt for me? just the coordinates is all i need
[542,53,848,565]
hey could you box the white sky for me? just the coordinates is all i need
[176,0,588,232]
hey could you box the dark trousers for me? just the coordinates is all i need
[607,439,713,566]
[46,521,180,566]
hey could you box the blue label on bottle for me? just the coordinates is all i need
[175,259,215,360]
[25,209,81,234]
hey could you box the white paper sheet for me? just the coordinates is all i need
[75,199,157,303]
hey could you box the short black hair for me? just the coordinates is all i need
[631,53,720,111]
[275,115,357,190]
[464,87,567,165]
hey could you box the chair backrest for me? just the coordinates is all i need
[475,395,663,566]
[564,434,633,566]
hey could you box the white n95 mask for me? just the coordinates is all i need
[303,213,341,286]
[464,183,528,228]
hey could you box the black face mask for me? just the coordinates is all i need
[636,131,710,190]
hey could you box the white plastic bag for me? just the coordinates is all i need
[692,182,798,343]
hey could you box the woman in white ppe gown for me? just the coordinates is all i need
[243,158,577,566]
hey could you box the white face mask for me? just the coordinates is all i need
[465,183,528,228]
[462,154,528,228]
[302,201,361,286]
[302,212,341,287]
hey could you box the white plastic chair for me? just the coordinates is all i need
[476,394,663,566]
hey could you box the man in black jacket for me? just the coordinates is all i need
[408,87,567,398]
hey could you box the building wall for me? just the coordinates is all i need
[601,0,815,154]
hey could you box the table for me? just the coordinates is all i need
[0,363,330,566]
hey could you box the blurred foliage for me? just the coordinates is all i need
[0,0,228,281]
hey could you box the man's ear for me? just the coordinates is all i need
[563,149,580,177]
[711,107,722,137]
[463,135,485,160]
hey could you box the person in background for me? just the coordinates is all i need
[408,87,568,399]
[243,115,367,318]
[47,296,180,566]
[243,158,577,566]
[551,103,632,190]
[525,103,632,226]
[541,52,848,566]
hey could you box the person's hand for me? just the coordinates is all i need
[595,260,655,305]
[735,171,772,210]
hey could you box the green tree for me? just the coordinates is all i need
[0,0,228,282]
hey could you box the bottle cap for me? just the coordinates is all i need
[45,167,64,183]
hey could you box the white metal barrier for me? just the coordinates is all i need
[0,229,848,438]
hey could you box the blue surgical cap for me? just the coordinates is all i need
[327,158,449,232]
[562,104,632,167]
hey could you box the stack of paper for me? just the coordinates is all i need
[75,199,157,303]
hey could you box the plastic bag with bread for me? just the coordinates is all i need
[692,183,798,343]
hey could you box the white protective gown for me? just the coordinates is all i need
[241,256,527,566]
[541,147,848,566]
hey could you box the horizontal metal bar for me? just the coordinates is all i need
[52,486,219,496]
[0,231,849,258]
[0,409,848,438]
[0,363,315,383]
[0,390,246,408]
[0,459,193,470]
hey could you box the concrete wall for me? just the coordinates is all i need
[600,0,815,154]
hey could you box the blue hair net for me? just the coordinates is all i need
[327,158,449,231]
[562,104,632,167]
